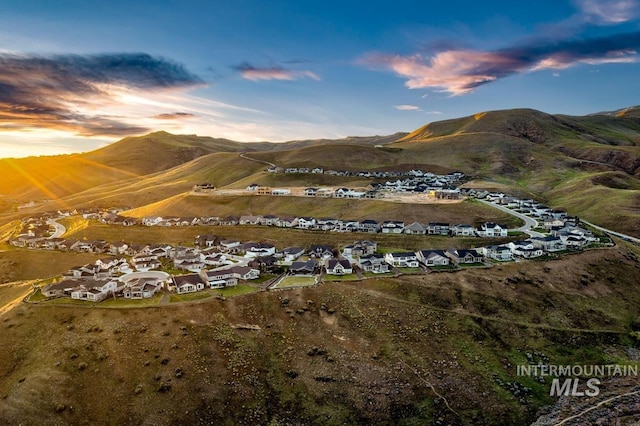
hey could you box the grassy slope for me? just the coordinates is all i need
[120,196,521,227]
[61,222,521,251]
[1,245,639,425]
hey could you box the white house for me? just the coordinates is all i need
[325,259,353,275]
[384,252,419,268]
[477,223,508,237]
[416,250,450,266]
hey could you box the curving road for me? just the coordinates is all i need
[580,219,640,244]
[476,199,545,238]
[47,218,66,239]
[239,153,277,168]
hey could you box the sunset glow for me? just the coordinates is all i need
[0,0,640,157]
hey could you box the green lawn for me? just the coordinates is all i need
[101,293,163,307]
[169,291,213,303]
[324,273,360,281]
[27,288,46,302]
[363,271,395,277]
[212,284,259,297]
[427,265,456,271]
[397,267,424,274]
[273,276,316,288]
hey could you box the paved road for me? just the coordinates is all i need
[580,219,640,244]
[477,199,545,238]
[479,199,640,244]
[47,218,66,239]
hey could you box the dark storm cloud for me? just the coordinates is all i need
[0,53,203,136]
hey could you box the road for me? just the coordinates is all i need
[239,153,276,168]
[580,219,640,244]
[479,199,640,244]
[47,218,66,238]
[476,199,545,238]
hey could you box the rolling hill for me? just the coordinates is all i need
[1,106,639,236]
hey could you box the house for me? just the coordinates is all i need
[131,254,161,272]
[271,188,291,196]
[276,216,298,228]
[477,223,508,237]
[359,219,381,233]
[42,279,80,297]
[316,218,338,231]
[259,215,279,226]
[451,224,475,237]
[508,240,544,258]
[142,216,164,226]
[333,188,366,198]
[359,254,391,273]
[445,248,483,264]
[172,274,207,294]
[239,215,262,225]
[279,247,305,262]
[289,260,317,275]
[325,259,353,275]
[107,241,129,255]
[227,266,260,280]
[337,219,360,232]
[416,250,450,266]
[248,256,279,273]
[404,222,427,235]
[241,242,276,258]
[70,280,118,302]
[297,217,316,229]
[194,234,219,248]
[381,221,405,234]
[309,244,334,259]
[427,222,450,236]
[384,252,419,268]
[123,278,162,299]
[342,240,377,257]
[246,183,260,192]
[481,245,513,261]
[203,269,238,288]
[304,187,319,196]
[219,239,241,252]
[531,236,566,252]
[202,253,227,267]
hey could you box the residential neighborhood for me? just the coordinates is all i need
[11,187,612,305]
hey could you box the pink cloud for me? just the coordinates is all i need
[236,64,320,81]
[362,31,640,95]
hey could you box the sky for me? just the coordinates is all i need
[0,0,639,158]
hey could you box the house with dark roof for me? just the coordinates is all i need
[416,250,450,266]
[171,274,207,294]
[358,254,391,273]
[445,248,483,264]
[289,260,317,275]
[325,259,353,275]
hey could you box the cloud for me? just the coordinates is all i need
[574,0,640,24]
[362,31,640,95]
[152,112,195,120]
[0,53,203,136]
[235,63,320,81]
[393,104,421,111]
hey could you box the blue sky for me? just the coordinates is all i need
[0,0,639,157]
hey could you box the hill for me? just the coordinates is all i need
[1,244,640,425]
[1,107,639,236]
[0,132,406,202]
